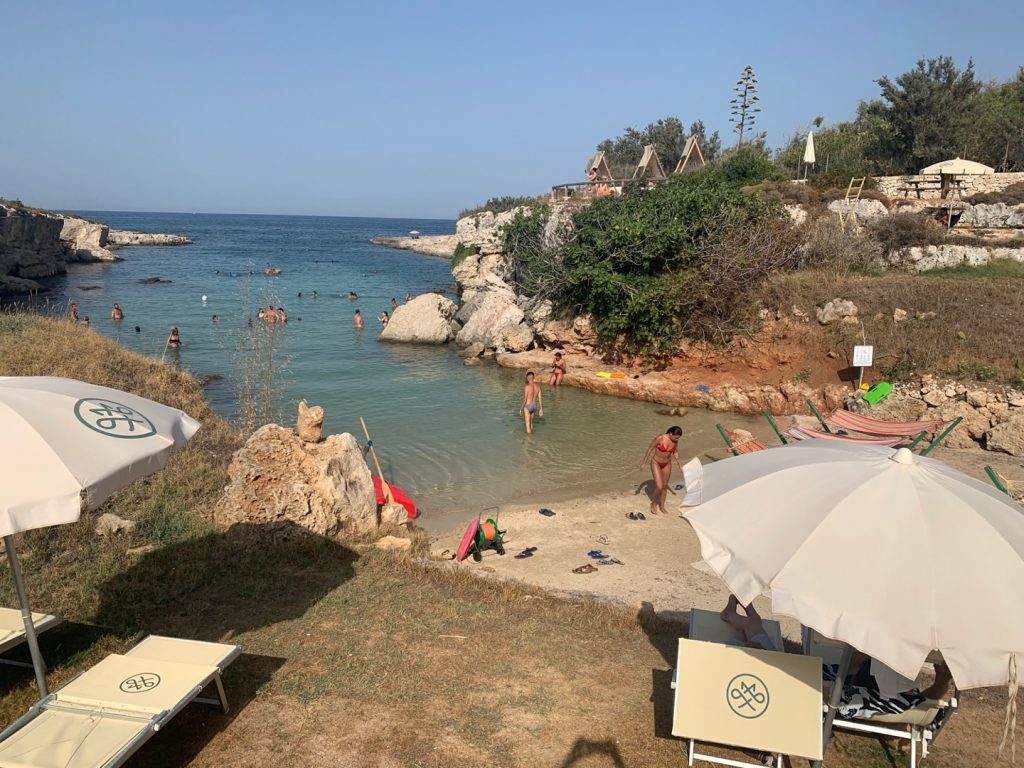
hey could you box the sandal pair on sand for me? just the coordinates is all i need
[573,564,598,574]
[625,511,646,521]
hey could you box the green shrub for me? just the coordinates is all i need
[451,241,480,269]
[867,212,947,253]
[458,196,544,219]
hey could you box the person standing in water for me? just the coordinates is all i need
[551,351,566,386]
[68,303,79,322]
[110,303,124,320]
[166,326,182,348]
[639,426,684,516]
[520,371,543,434]
[354,309,364,328]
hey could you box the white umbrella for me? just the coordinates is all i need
[803,131,816,165]
[684,440,1024,761]
[920,157,994,175]
[0,376,200,695]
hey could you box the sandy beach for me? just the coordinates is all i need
[431,444,1024,647]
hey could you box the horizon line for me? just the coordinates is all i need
[49,207,457,222]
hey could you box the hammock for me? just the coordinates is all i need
[826,409,952,438]
[787,425,904,447]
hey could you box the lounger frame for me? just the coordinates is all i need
[0,609,61,668]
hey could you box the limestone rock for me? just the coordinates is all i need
[816,299,858,325]
[922,390,947,407]
[455,292,525,348]
[0,205,66,282]
[375,535,412,552]
[455,207,531,253]
[826,198,888,224]
[867,395,928,423]
[966,390,988,408]
[458,342,485,358]
[96,513,136,537]
[987,414,1024,457]
[296,400,324,443]
[495,322,535,352]
[379,503,409,527]
[107,230,191,247]
[893,308,908,322]
[0,275,42,297]
[463,357,481,366]
[959,203,1024,229]
[935,401,989,447]
[59,216,117,262]
[379,293,456,344]
[214,424,377,537]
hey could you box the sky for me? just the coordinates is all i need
[3,1,1022,219]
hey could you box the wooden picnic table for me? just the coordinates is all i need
[897,177,967,199]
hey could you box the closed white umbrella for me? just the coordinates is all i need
[920,157,994,175]
[684,440,1024,762]
[0,376,200,695]
[803,131,816,165]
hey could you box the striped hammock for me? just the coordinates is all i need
[787,425,904,447]
[826,409,951,438]
[727,430,769,454]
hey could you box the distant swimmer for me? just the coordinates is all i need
[68,303,79,322]
[378,311,389,327]
[212,315,220,323]
[167,326,181,348]
[265,306,278,324]
[277,307,288,323]
[111,303,124,320]
[354,309,364,329]
[312,290,319,299]
[298,292,303,298]
[520,371,543,434]
[348,291,358,301]
[551,351,566,386]
[404,292,413,302]
[134,325,141,333]
[81,316,91,327]
[257,307,266,320]
[390,297,398,311]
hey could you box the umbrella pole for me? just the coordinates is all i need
[4,536,48,696]
[813,642,853,768]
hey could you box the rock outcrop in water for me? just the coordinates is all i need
[0,202,192,296]
[379,292,457,344]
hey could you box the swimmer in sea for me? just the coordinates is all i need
[111,303,124,321]
[378,311,389,327]
[348,291,358,301]
[551,351,566,387]
[640,426,685,515]
[166,326,181,348]
[354,309,364,329]
[520,371,543,434]
[69,303,79,322]
[390,297,398,311]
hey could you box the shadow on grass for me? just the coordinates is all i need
[128,651,285,768]
[557,737,626,768]
[94,522,358,640]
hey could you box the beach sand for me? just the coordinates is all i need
[430,444,1024,646]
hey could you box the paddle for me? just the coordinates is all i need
[360,416,394,504]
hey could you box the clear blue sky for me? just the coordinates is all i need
[3,1,1021,219]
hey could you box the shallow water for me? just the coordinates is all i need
[40,212,769,530]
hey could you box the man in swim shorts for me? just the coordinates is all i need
[520,371,543,434]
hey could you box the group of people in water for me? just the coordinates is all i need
[350,292,412,329]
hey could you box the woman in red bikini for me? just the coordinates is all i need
[639,426,684,516]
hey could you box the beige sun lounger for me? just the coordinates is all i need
[0,608,61,663]
[0,635,241,768]
[803,629,957,768]
[673,638,823,766]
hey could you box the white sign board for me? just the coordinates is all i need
[853,345,874,367]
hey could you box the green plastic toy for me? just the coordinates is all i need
[862,381,892,406]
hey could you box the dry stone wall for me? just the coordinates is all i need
[874,172,1024,200]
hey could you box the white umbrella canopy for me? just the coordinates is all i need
[684,440,1024,691]
[803,131,816,165]
[920,157,995,175]
[0,376,200,694]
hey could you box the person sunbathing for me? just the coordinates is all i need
[720,595,776,651]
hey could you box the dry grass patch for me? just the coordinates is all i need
[757,271,1024,384]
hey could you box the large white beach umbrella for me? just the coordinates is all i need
[685,440,1024,689]
[920,157,994,175]
[0,376,200,695]
[802,131,816,181]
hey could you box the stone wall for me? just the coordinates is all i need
[885,244,1024,272]
[875,172,1024,200]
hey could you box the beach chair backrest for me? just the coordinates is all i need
[673,638,823,760]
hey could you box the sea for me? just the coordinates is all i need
[39,212,767,530]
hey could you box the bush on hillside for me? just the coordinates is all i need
[965,181,1024,205]
[503,168,799,354]
[867,211,948,253]
[451,241,480,269]
[458,195,545,219]
[798,217,883,279]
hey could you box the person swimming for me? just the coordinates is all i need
[166,326,181,348]
[348,291,358,301]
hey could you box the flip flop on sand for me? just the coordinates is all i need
[596,557,624,566]
[595,534,610,545]
[514,547,538,559]
[538,508,556,517]
[572,564,598,574]
[587,550,606,559]
[626,512,646,521]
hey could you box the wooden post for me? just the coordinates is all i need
[360,417,393,503]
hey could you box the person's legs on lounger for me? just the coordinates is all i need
[721,595,777,651]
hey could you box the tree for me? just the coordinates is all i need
[863,56,981,172]
[596,116,721,177]
[730,65,762,146]
[964,68,1024,171]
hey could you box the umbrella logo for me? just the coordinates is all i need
[74,398,157,439]
[727,673,770,719]
[120,672,161,692]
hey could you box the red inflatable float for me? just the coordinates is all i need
[372,476,418,520]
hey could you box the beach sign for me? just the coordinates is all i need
[852,346,873,367]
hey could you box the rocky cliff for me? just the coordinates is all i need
[107,230,192,247]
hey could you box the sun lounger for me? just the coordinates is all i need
[0,635,241,768]
[0,608,61,665]
[803,629,957,768]
[672,617,823,766]
[786,425,905,446]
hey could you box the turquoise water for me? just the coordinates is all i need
[40,212,767,530]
